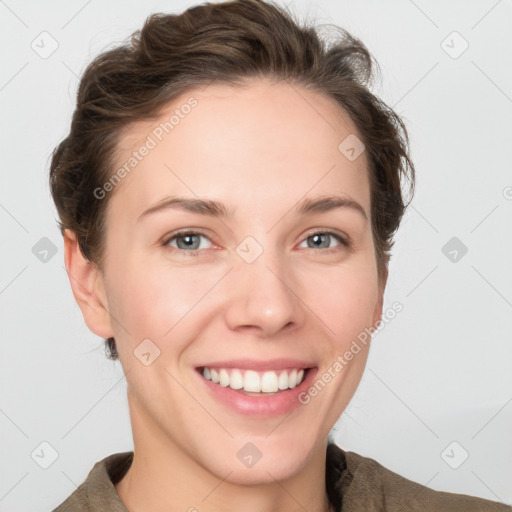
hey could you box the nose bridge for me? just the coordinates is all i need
[223,235,302,336]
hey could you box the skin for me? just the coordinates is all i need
[64,77,385,512]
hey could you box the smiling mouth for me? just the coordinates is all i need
[196,366,311,395]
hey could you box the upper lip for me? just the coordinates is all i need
[196,358,316,371]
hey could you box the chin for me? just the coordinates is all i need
[201,435,319,486]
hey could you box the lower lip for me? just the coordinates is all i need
[195,367,318,418]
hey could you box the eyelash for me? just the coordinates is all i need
[161,229,350,256]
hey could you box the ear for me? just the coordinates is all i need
[371,270,387,330]
[371,292,384,330]
[63,229,114,338]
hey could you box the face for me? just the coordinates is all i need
[89,78,383,483]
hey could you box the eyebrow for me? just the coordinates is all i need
[137,194,368,222]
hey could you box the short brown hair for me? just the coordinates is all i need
[49,0,415,361]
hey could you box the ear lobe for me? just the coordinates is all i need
[63,229,114,338]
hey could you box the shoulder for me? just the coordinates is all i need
[51,451,133,512]
[327,443,511,512]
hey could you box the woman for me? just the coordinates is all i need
[49,0,510,510]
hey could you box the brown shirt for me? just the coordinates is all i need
[52,443,511,511]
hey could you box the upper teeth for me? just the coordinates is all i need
[202,367,306,393]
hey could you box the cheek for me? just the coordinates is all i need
[104,254,217,346]
[302,258,379,346]
[105,239,379,356]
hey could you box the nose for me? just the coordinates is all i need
[223,249,304,338]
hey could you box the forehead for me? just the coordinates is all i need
[107,78,370,219]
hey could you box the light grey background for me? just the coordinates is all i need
[1,0,511,510]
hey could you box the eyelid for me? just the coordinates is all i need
[304,228,349,244]
[161,229,215,248]
[300,228,350,250]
